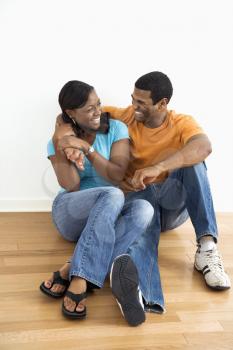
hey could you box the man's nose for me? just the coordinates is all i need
[132,100,139,109]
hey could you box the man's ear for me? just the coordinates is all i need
[157,98,168,111]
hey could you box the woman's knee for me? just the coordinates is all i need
[101,187,125,207]
[131,199,154,226]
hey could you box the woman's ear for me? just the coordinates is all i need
[65,109,76,124]
[65,109,73,118]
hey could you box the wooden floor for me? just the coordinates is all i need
[0,213,232,350]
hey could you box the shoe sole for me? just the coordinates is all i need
[110,255,145,327]
[194,263,231,291]
[62,303,86,320]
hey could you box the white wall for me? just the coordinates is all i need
[0,0,232,211]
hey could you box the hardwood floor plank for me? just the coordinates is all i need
[0,212,232,349]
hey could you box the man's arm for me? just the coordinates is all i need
[102,106,133,124]
[159,134,212,171]
[131,134,212,190]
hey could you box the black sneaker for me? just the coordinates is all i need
[110,254,145,326]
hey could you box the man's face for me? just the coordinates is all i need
[131,87,156,123]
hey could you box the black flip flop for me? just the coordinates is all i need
[62,290,87,319]
[40,271,70,298]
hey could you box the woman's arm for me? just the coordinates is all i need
[87,139,130,184]
[54,115,130,185]
[50,137,81,192]
[48,117,81,192]
[59,136,130,185]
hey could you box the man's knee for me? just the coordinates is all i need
[183,162,207,178]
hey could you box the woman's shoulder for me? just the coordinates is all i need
[108,118,129,141]
[109,118,128,130]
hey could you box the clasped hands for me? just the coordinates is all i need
[53,116,166,189]
[53,116,88,171]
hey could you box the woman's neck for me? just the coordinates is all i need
[81,129,97,144]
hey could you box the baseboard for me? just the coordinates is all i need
[0,199,53,212]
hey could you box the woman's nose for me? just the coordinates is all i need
[94,106,101,116]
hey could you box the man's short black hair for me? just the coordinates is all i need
[135,71,173,105]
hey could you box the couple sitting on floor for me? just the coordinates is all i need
[40,71,230,327]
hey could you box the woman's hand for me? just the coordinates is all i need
[52,115,86,170]
[57,135,90,155]
[64,147,85,171]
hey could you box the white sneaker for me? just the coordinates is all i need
[194,246,231,290]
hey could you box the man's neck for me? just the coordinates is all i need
[144,111,167,128]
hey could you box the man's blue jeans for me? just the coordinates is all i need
[52,186,154,288]
[124,163,218,313]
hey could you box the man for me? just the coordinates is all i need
[105,71,230,317]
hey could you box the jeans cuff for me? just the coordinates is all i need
[197,232,218,243]
[142,295,165,313]
[144,302,166,314]
[69,269,103,288]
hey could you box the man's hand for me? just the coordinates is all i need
[53,115,75,141]
[131,164,165,190]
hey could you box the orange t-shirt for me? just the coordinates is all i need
[103,106,204,192]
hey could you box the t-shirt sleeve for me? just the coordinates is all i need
[179,116,204,145]
[102,106,134,125]
[112,120,129,143]
[47,139,55,158]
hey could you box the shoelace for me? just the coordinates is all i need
[202,249,224,272]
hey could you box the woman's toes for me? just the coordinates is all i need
[51,284,65,293]
[44,279,52,288]
[64,297,76,312]
[63,297,86,313]
[76,300,86,312]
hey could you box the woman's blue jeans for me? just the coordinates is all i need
[52,186,154,289]
[124,163,218,313]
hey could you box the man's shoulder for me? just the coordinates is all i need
[168,110,204,142]
[169,110,194,120]
[168,110,199,126]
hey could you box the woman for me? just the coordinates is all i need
[40,80,154,325]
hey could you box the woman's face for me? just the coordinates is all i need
[66,90,102,131]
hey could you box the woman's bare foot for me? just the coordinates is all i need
[63,277,87,312]
[44,261,70,293]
